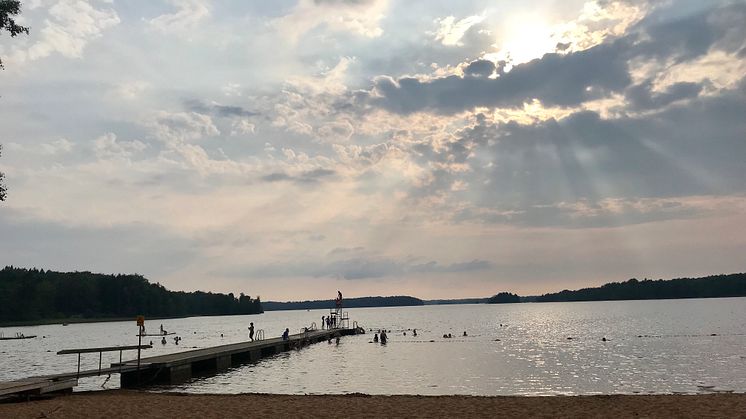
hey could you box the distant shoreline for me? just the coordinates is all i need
[4,295,746,327]
[1,391,745,418]
[0,312,264,328]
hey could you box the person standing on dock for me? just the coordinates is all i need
[248,322,255,341]
[321,315,325,330]
[336,290,343,308]
[282,328,289,340]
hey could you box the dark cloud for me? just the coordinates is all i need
[184,99,258,118]
[463,59,495,77]
[219,256,492,280]
[407,82,746,226]
[368,39,632,114]
[363,3,745,115]
[625,79,704,110]
[261,168,336,183]
[555,42,572,51]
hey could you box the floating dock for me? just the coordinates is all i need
[113,328,358,388]
[0,327,359,398]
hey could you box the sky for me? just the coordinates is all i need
[1,0,745,301]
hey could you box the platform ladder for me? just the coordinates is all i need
[328,306,349,329]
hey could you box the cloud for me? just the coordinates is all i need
[11,0,119,63]
[184,99,258,118]
[93,133,148,159]
[366,41,632,114]
[363,3,745,115]
[405,81,746,226]
[6,138,74,155]
[151,111,220,143]
[147,0,210,34]
[462,59,498,77]
[275,0,388,41]
[230,120,256,136]
[261,168,336,184]
[625,78,703,110]
[222,255,492,280]
[433,13,486,46]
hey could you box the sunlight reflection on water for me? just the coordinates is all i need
[1,298,745,395]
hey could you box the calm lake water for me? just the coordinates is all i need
[2,298,746,396]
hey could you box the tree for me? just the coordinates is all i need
[487,292,520,304]
[1,1,29,199]
[0,144,5,201]
[0,0,30,69]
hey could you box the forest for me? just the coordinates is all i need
[263,296,424,311]
[0,266,263,324]
[487,292,521,304]
[534,273,746,302]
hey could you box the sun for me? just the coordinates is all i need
[486,14,557,67]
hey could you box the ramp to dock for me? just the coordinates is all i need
[0,378,77,399]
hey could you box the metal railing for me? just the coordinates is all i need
[57,344,152,379]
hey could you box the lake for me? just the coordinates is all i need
[1,298,745,395]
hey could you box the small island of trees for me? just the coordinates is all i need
[487,292,520,304]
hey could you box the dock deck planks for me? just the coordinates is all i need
[113,329,339,368]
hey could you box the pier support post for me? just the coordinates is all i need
[168,364,192,384]
[216,354,231,371]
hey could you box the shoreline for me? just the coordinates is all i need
[0,312,266,328]
[2,391,745,418]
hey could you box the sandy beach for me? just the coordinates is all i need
[1,391,745,418]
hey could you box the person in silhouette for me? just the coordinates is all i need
[413,329,417,337]
[463,331,468,337]
[336,290,343,308]
[321,315,325,330]
[373,333,379,343]
[380,330,387,344]
[282,328,289,340]
[248,322,255,341]
[161,337,167,345]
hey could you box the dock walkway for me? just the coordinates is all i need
[114,328,357,387]
[0,327,360,397]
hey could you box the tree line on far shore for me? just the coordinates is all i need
[488,273,746,304]
[0,266,263,324]
[263,296,423,311]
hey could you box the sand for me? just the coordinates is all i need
[2,391,746,418]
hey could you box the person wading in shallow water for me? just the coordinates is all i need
[248,322,255,341]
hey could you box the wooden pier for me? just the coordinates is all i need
[0,326,361,398]
[114,328,358,388]
[0,378,77,399]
